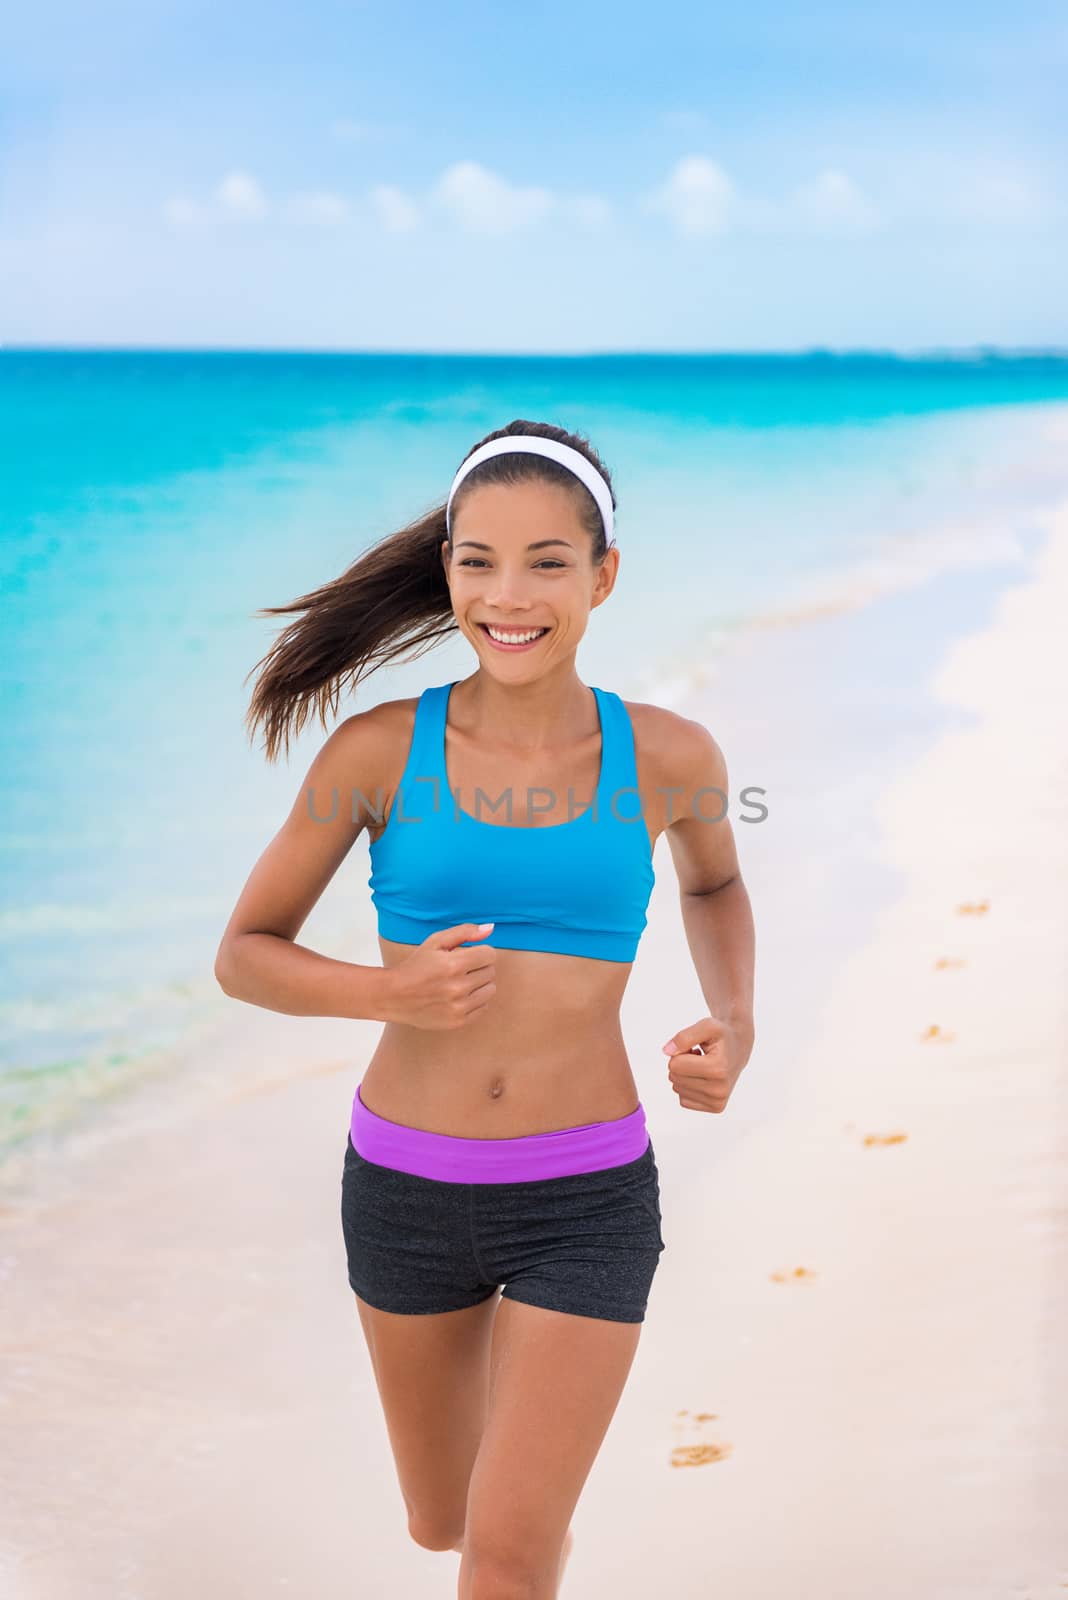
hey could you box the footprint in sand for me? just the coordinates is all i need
[956,899,991,915]
[919,1023,956,1042]
[933,957,967,970]
[671,1442,733,1467]
[768,1265,818,1284]
[670,1409,732,1468]
[862,1131,908,1146]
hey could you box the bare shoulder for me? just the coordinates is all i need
[337,692,420,746]
[326,691,420,776]
[623,698,728,792]
[320,693,423,836]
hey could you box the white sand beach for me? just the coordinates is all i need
[1,492,1066,1598]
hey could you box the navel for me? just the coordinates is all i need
[487,1077,505,1100]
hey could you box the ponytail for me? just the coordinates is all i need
[244,418,616,763]
[244,500,454,763]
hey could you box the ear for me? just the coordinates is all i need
[591,542,620,605]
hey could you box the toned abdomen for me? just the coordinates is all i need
[359,939,640,1138]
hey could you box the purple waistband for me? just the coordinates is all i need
[350,1082,650,1183]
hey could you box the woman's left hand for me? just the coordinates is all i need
[661,1016,751,1114]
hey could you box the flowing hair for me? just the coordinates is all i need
[243,417,617,762]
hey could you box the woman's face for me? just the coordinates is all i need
[441,478,618,673]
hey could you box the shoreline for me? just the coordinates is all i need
[2,492,1066,1595]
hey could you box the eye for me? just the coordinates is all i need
[457,558,568,570]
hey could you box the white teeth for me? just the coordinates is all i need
[485,626,547,644]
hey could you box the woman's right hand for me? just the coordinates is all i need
[380,923,497,1030]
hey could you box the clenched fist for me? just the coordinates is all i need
[381,922,498,1031]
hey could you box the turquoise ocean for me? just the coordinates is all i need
[3,348,1068,1165]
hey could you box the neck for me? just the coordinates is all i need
[456,668,596,750]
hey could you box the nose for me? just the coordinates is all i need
[483,570,536,609]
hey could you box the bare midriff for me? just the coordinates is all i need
[358,936,641,1138]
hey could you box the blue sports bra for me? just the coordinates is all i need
[366,681,655,962]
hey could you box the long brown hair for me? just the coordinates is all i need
[244,418,617,762]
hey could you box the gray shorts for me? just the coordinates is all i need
[340,1133,666,1323]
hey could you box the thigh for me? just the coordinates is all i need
[462,1296,643,1578]
[354,1289,501,1544]
[340,1135,503,1543]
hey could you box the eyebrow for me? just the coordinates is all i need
[454,539,576,552]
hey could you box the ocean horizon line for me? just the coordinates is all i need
[5,342,1068,362]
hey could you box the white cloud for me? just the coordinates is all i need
[789,169,882,231]
[644,155,735,236]
[284,189,352,226]
[215,171,268,221]
[163,170,270,229]
[431,161,553,233]
[158,162,607,240]
[369,183,421,232]
[640,159,880,237]
[367,167,609,236]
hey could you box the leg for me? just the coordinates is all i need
[458,1297,643,1598]
[354,1288,501,1553]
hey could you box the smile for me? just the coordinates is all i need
[478,624,551,651]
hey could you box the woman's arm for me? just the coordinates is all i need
[213,709,395,1021]
[665,721,754,1019]
[676,876,755,1037]
[661,717,756,1109]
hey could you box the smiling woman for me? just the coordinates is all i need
[446,473,613,678]
[237,420,619,766]
[215,417,755,1598]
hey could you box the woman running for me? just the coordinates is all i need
[214,419,756,1598]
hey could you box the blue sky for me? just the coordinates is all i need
[2,0,1065,351]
